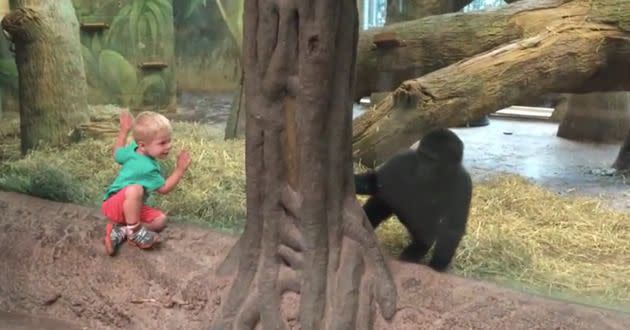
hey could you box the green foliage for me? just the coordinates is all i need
[98,49,138,105]
[181,0,207,20]
[81,45,102,89]
[0,163,89,204]
[74,0,176,108]
[214,0,243,50]
[107,0,173,57]
[131,73,167,106]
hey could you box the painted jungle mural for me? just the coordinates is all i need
[73,0,177,112]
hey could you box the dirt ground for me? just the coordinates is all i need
[1,191,629,329]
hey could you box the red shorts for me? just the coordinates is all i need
[101,186,164,225]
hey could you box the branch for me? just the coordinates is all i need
[1,8,40,42]
[235,292,261,329]
[352,23,629,166]
[354,0,570,99]
[328,237,365,329]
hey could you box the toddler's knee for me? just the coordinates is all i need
[125,184,144,200]
[151,214,167,232]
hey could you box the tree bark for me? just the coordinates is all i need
[354,0,571,101]
[1,0,88,155]
[386,0,474,24]
[613,130,630,170]
[352,15,630,166]
[211,0,397,329]
[557,92,630,143]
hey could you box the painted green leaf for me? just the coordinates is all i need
[153,0,173,14]
[81,45,101,88]
[145,8,159,53]
[182,0,205,19]
[216,0,243,50]
[91,34,102,55]
[145,1,167,51]
[131,73,166,106]
[106,4,132,47]
[98,49,138,95]
[128,0,145,51]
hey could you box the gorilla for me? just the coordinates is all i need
[354,128,472,271]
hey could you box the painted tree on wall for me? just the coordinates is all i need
[2,0,88,154]
[74,0,176,111]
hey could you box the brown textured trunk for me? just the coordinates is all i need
[613,130,630,170]
[211,0,397,329]
[557,92,630,143]
[2,0,88,154]
[351,0,630,166]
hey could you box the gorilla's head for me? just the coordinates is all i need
[417,128,464,164]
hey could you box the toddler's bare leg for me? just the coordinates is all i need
[123,185,144,229]
[145,214,167,232]
[123,185,160,248]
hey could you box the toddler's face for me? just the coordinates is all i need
[142,132,172,159]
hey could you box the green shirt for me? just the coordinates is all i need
[103,141,165,200]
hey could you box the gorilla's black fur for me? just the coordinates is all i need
[355,128,472,271]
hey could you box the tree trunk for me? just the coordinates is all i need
[557,92,630,142]
[386,0,473,24]
[352,14,630,166]
[1,0,88,155]
[211,0,397,329]
[613,130,630,170]
[354,0,570,101]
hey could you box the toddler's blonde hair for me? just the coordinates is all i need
[132,111,172,143]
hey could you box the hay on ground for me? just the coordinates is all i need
[0,113,628,311]
[374,174,630,310]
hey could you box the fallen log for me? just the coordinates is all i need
[352,19,630,166]
[354,0,579,100]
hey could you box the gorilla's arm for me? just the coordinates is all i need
[354,170,379,195]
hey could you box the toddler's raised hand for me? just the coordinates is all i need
[119,110,134,132]
[176,150,191,171]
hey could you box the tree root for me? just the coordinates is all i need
[212,193,397,329]
[217,184,305,277]
[341,196,398,320]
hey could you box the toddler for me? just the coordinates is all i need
[101,110,191,255]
